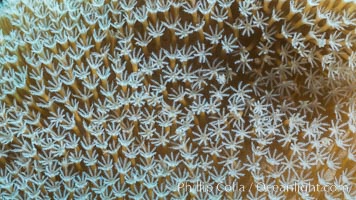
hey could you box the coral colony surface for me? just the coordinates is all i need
[0,0,356,199]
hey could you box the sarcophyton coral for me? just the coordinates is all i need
[0,0,355,199]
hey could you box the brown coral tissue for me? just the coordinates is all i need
[0,0,356,199]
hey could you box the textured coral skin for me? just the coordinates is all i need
[0,0,355,199]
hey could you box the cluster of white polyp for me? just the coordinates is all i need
[0,0,355,199]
